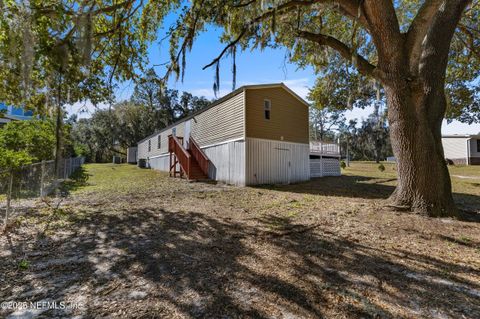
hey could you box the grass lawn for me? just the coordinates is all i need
[1,162,479,318]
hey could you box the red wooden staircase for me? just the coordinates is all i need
[168,135,210,181]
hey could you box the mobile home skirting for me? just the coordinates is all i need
[310,158,341,177]
[146,139,246,186]
[246,138,310,185]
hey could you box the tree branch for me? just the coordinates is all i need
[361,0,403,71]
[202,30,246,70]
[405,0,444,75]
[201,0,369,71]
[297,30,380,80]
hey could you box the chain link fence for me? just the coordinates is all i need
[0,157,85,227]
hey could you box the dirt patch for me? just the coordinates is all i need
[1,164,479,318]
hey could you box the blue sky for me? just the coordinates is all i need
[68,21,480,135]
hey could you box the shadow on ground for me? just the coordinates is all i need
[2,205,479,318]
[258,175,480,220]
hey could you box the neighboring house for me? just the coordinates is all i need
[442,134,480,165]
[0,103,34,127]
[137,83,341,186]
[127,147,138,164]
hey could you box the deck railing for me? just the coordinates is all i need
[189,137,209,176]
[169,135,191,177]
[310,141,340,156]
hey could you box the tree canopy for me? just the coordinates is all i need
[0,0,149,113]
[140,0,478,122]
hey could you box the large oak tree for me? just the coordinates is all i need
[142,0,479,216]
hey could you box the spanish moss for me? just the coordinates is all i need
[213,60,220,97]
[231,46,236,91]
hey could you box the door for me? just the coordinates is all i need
[184,119,191,149]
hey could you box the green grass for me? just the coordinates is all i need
[70,163,169,195]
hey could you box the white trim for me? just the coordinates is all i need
[243,89,247,180]
[147,137,246,159]
[148,153,170,160]
[201,137,245,149]
[247,137,309,147]
[466,138,472,165]
[243,88,247,140]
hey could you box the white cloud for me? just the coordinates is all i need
[345,105,480,135]
[442,120,480,135]
[65,100,109,119]
[189,88,232,99]
[282,78,311,100]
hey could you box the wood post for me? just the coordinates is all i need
[4,171,13,230]
[40,160,45,198]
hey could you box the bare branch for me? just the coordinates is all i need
[201,0,369,71]
[297,30,381,80]
[202,30,247,70]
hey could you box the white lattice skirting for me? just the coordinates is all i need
[310,158,341,177]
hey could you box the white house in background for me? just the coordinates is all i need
[137,83,341,186]
[442,134,480,165]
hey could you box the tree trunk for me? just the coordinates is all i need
[386,81,457,217]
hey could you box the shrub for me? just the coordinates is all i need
[445,158,454,166]
[340,161,346,169]
[18,259,29,270]
[378,164,385,172]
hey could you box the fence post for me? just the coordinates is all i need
[320,155,324,177]
[4,171,14,230]
[64,158,67,179]
[40,160,45,197]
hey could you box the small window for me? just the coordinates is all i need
[264,99,271,120]
[148,140,151,152]
[477,139,480,152]
[157,135,161,149]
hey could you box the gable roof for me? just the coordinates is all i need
[138,83,309,144]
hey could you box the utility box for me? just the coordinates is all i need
[113,156,122,164]
[137,158,146,168]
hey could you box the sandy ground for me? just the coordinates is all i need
[1,163,479,318]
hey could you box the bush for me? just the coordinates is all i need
[340,160,346,169]
[445,158,454,166]
[378,164,385,172]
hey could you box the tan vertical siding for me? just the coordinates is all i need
[245,87,309,144]
[191,91,245,146]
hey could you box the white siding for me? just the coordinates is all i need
[145,139,246,186]
[246,138,310,185]
[310,158,341,177]
[442,137,468,160]
[138,122,185,160]
[147,154,171,171]
[203,139,246,186]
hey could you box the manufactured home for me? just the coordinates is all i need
[442,134,480,165]
[137,83,340,185]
